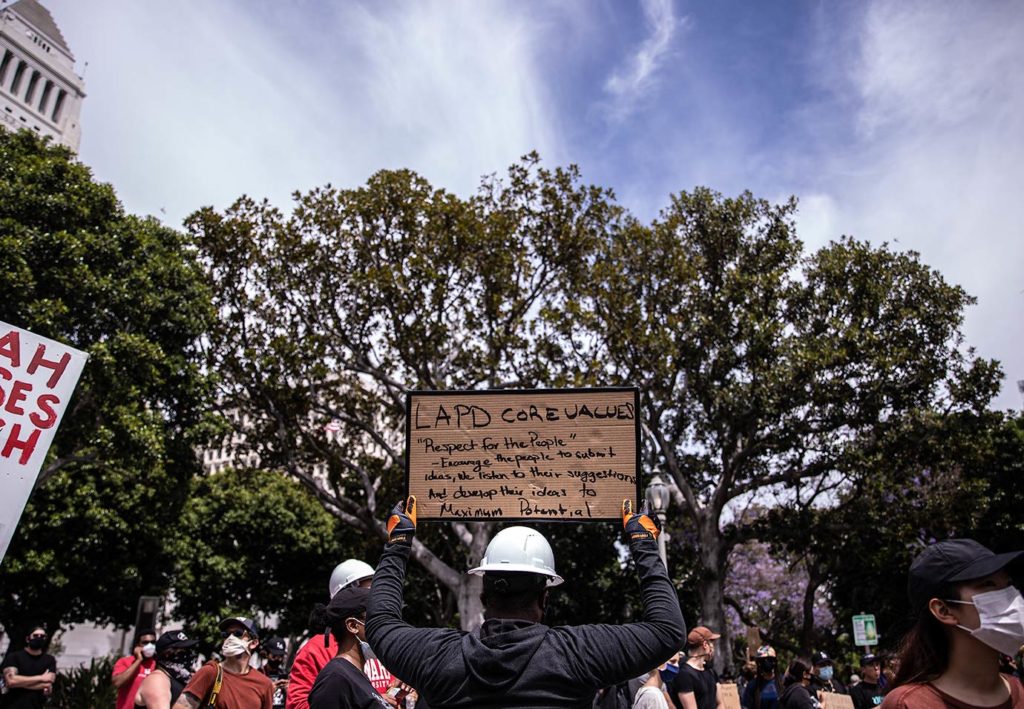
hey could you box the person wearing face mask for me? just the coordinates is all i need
[880,538,1024,709]
[113,628,158,709]
[670,627,723,709]
[307,586,390,708]
[742,646,782,709]
[780,659,820,709]
[258,637,290,708]
[809,652,847,696]
[0,626,56,709]
[135,630,200,708]
[173,617,273,709]
[287,559,398,709]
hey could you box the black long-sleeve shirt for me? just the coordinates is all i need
[365,536,685,709]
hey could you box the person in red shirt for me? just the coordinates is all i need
[286,559,397,709]
[112,628,157,709]
[881,539,1024,709]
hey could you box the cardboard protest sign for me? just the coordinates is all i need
[406,388,640,521]
[720,683,741,709]
[0,320,88,564]
[820,692,855,709]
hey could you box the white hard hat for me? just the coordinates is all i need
[468,526,563,587]
[329,559,375,597]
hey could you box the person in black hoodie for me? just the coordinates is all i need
[365,496,685,709]
[780,659,820,709]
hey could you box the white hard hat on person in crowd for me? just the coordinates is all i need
[468,526,564,587]
[329,559,375,597]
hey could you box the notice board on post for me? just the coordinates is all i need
[0,320,88,565]
[406,388,640,521]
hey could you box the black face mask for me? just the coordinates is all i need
[158,654,194,685]
[27,637,46,650]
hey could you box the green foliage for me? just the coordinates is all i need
[170,468,355,641]
[49,655,117,708]
[189,154,628,626]
[0,128,218,638]
[190,155,999,657]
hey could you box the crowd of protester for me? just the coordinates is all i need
[1,500,1021,709]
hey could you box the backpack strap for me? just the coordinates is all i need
[205,662,223,707]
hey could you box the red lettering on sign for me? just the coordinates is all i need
[27,344,70,388]
[29,394,60,429]
[4,380,31,415]
[1,422,40,465]
[0,331,20,368]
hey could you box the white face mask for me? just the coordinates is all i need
[141,643,157,658]
[948,585,1024,656]
[221,634,252,658]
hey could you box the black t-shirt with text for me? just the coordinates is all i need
[670,662,720,709]
[1,650,57,709]
[308,657,389,709]
[849,681,885,709]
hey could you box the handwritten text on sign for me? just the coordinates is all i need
[0,320,88,564]
[406,389,639,521]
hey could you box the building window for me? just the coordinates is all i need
[10,60,27,94]
[0,50,13,86]
[51,89,65,122]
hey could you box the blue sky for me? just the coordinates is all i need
[43,0,1024,409]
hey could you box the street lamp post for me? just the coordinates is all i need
[645,474,671,569]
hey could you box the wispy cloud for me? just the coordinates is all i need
[603,0,684,120]
[48,0,562,224]
[796,0,1024,409]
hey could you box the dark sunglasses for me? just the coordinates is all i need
[220,629,248,639]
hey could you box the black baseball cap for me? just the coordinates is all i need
[860,653,881,667]
[155,630,199,653]
[218,616,260,638]
[263,637,286,655]
[326,586,370,621]
[908,539,1022,609]
[811,651,832,666]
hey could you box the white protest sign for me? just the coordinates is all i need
[0,320,88,564]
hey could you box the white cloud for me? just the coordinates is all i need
[811,1,1024,410]
[46,0,562,225]
[603,0,683,120]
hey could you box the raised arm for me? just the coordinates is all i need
[365,497,461,691]
[565,500,685,687]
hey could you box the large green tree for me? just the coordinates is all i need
[555,188,1002,670]
[0,129,217,643]
[189,156,634,627]
[170,468,355,644]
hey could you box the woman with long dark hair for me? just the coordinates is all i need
[881,539,1024,709]
[780,659,819,709]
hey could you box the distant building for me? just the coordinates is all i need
[0,0,84,151]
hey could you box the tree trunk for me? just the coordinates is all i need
[697,518,734,675]
[798,561,824,655]
[455,521,492,631]
[456,574,485,631]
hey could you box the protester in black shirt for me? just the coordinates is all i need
[780,659,820,709]
[308,586,390,708]
[671,626,722,709]
[848,654,885,709]
[366,497,685,709]
[0,626,57,709]
[809,651,847,696]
